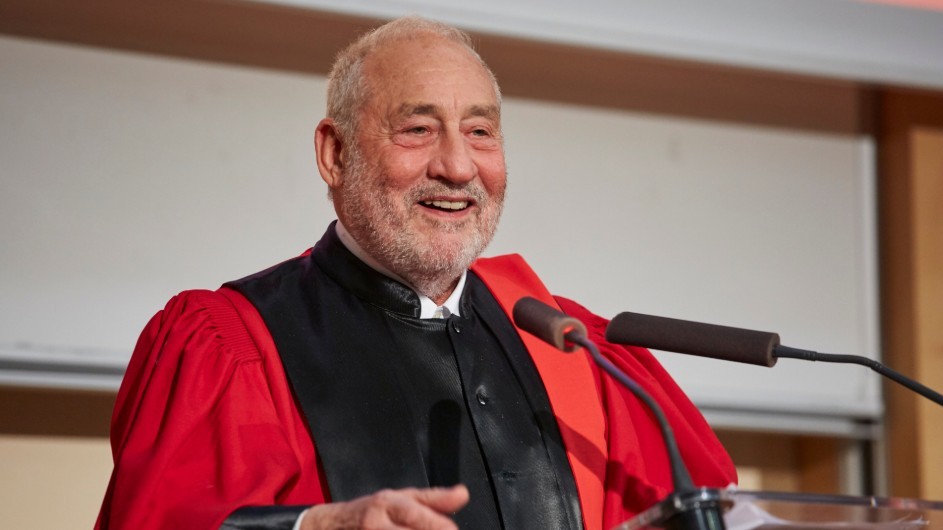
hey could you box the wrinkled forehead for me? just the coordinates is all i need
[360,35,500,110]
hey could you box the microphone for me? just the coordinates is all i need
[606,312,779,367]
[513,297,727,530]
[512,296,587,352]
[606,311,943,407]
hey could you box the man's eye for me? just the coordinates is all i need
[471,128,491,137]
[407,126,429,135]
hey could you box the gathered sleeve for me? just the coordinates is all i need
[554,296,737,523]
[96,289,327,530]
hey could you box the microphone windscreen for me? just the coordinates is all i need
[513,297,587,352]
[606,312,779,367]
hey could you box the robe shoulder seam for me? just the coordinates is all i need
[166,289,264,366]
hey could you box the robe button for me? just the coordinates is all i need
[500,470,518,483]
[476,388,488,405]
[451,321,461,333]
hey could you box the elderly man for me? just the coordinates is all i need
[96,16,735,530]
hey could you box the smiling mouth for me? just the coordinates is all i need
[420,199,471,212]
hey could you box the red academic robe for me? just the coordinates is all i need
[96,254,736,530]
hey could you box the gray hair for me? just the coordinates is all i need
[326,16,502,145]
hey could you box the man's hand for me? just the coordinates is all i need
[300,485,470,530]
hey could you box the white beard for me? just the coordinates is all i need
[338,152,505,301]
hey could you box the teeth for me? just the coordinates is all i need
[422,200,468,211]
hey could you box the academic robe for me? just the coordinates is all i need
[95,241,736,530]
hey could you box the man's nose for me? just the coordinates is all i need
[429,131,476,184]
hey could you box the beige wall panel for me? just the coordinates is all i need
[0,435,112,529]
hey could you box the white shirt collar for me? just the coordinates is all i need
[334,221,465,319]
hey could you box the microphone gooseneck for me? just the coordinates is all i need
[564,331,696,494]
[605,310,943,408]
[774,345,943,407]
[513,297,726,530]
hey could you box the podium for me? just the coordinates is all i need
[615,488,943,530]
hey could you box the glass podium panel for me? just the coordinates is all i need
[616,488,943,530]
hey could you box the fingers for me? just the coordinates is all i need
[301,485,469,530]
[389,485,470,529]
[411,485,469,514]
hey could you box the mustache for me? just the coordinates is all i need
[404,181,489,204]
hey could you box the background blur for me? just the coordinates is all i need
[1,1,942,528]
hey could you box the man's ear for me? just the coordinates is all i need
[315,118,346,190]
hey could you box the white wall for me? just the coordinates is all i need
[0,35,879,420]
[495,100,878,419]
[1,36,332,356]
